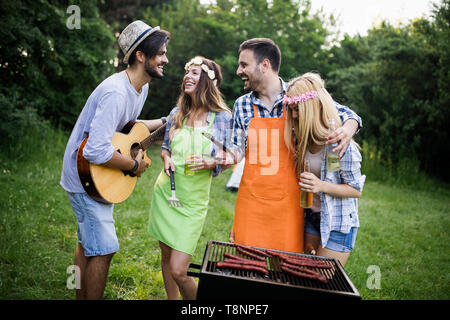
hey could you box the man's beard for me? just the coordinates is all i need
[240,75,252,93]
[241,70,262,93]
[243,76,260,93]
[145,61,164,79]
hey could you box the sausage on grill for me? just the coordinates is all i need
[223,252,246,261]
[280,262,324,277]
[223,258,267,268]
[234,243,271,257]
[266,249,331,269]
[281,265,327,283]
[223,253,266,266]
[217,262,269,275]
[236,247,266,261]
[267,250,315,262]
[282,257,332,269]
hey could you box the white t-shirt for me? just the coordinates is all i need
[60,72,148,193]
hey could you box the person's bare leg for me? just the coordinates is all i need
[83,252,115,300]
[316,246,350,266]
[159,241,180,300]
[170,249,197,300]
[74,243,88,300]
[304,233,321,254]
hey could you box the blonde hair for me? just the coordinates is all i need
[284,72,342,174]
[170,56,231,138]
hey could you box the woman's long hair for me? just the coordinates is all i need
[169,56,231,138]
[284,72,342,174]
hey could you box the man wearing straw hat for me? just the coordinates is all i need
[60,21,170,299]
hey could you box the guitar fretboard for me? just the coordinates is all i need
[140,122,167,150]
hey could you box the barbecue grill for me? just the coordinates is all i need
[188,240,361,300]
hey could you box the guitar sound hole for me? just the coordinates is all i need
[130,142,141,159]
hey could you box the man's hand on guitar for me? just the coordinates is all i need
[133,149,149,177]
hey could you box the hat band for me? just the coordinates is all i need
[126,28,153,53]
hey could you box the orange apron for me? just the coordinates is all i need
[233,104,304,253]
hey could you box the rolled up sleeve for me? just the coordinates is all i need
[210,111,233,177]
[340,142,366,193]
[161,107,180,153]
[335,101,363,132]
[230,101,248,160]
[83,92,126,164]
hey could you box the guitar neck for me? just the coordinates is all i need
[140,122,167,150]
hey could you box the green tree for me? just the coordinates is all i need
[138,0,332,118]
[326,0,450,179]
[0,0,116,144]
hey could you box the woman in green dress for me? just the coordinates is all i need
[148,56,232,300]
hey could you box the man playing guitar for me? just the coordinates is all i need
[60,21,170,300]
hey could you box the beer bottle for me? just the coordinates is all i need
[185,129,196,175]
[326,118,340,172]
[300,159,313,208]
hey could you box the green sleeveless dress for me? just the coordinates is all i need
[148,112,216,255]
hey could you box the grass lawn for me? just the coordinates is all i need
[0,139,449,300]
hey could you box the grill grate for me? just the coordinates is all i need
[200,240,360,298]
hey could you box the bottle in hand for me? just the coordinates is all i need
[326,118,340,172]
[185,130,197,176]
[300,160,313,209]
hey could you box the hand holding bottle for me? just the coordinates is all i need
[300,160,313,208]
[326,118,341,172]
[299,171,323,194]
[187,154,216,171]
[326,118,358,158]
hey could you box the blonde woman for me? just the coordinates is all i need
[284,72,366,266]
[148,56,232,299]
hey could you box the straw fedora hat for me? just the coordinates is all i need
[118,20,160,64]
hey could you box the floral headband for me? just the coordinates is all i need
[283,90,317,105]
[184,57,217,86]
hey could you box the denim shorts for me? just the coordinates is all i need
[304,210,357,253]
[67,192,119,256]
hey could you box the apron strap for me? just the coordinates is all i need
[181,111,216,129]
[207,111,216,131]
[281,103,286,119]
[252,104,259,119]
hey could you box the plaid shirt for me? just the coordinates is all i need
[319,141,366,248]
[162,106,232,177]
[231,78,363,156]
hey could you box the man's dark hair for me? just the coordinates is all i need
[128,29,170,66]
[239,38,281,73]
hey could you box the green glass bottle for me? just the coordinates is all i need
[184,129,196,176]
[300,160,313,208]
[326,118,340,172]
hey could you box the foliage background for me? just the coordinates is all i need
[0,0,449,301]
[1,0,449,180]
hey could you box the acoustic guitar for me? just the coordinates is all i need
[76,121,167,204]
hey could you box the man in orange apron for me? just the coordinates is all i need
[230,38,362,253]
